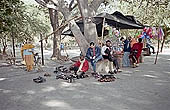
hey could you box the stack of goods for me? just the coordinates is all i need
[98,74,116,82]
[91,72,116,82]
[91,72,102,79]
[54,66,88,83]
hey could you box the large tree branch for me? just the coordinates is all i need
[35,0,58,10]
[69,0,75,11]
[50,0,70,19]
[70,4,78,11]
[77,0,88,17]
[89,0,105,13]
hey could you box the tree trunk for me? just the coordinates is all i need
[35,0,105,56]
[2,38,7,55]
[49,9,60,59]
[77,0,98,44]
[2,46,7,55]
[70,20,89,55]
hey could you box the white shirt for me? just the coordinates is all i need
[101,45,110,55]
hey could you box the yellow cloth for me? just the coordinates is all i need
[21,44,34,59]
[25,55,34,71]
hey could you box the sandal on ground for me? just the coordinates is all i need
[44,73,51,77]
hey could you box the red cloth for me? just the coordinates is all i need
[131,42,143,61]
[74,59,89,72]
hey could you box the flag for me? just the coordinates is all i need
[158,27,164,40]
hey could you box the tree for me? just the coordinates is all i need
[35,0,107,55]
[35,0,170,55]
[0,0,50,55]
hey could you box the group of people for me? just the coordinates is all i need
[70,36,155,77]
[21,37,154,78]
[70,40,122,77]
[121,37,143,67]
[121,36,155,68]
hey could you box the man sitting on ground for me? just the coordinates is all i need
[86,42,102,73]
[70,53,89,78]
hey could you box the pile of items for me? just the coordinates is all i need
[91,72,116,82]
[54,66,89,83]
[33,76,46,83]
[33,66,117,83]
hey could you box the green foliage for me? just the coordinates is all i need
[0,0,50,42]
[97,0,170,38]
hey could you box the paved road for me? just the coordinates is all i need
[0,53,170,110]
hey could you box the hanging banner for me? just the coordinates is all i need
[157,27,164,40]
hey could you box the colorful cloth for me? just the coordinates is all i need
[131,42,143,62]
[74,59,89,72]
[21,44,35,59]
[25,55,34,71]
[130,38,137,48]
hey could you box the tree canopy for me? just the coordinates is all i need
[0,0,50,42]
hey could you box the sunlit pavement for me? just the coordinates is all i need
[0,49,170,110]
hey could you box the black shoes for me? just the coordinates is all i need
[44,73,51,77]
[33,76,46,83]
[98,74,116,82]
[108,70,117,74]
[91,72,101,79]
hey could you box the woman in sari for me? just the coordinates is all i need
[21,41,35,72]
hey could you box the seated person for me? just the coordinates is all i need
[129,38,143,67]
[70,53,89,78]
[86,42,102,73]
[101,40,119,74]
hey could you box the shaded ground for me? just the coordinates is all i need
[0,49,170,110]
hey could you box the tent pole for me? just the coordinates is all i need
[102,17,106,41]
[154,27,160,64]
[154,38,160,64]
[40,33,45,65]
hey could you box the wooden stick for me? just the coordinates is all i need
[154,38,160,64]
[101,17,105,40]
[160,26,166,52]
[39,16,81,42]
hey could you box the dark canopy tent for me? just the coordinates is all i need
[94,11,145,29]
[62,21,109,37]
[62,11,145,36]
